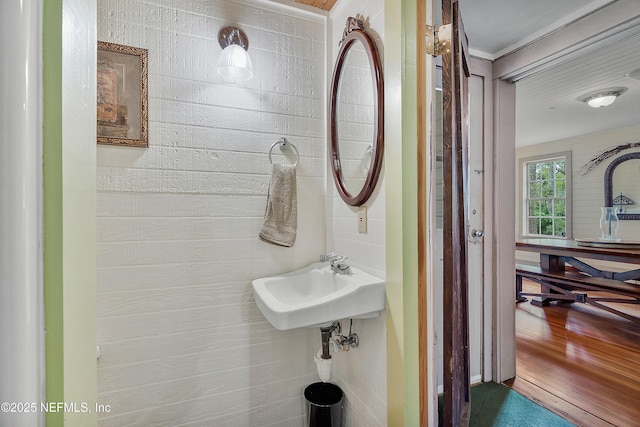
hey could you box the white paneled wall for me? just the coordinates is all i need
[516,124,640,266]
[516,124,640,241]
[328,1,387,426]
[97,0,326,425]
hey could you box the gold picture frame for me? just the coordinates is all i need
[97,41,148,147]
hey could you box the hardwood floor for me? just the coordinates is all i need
[508,279,640,427]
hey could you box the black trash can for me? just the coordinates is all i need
[304,382,344,427]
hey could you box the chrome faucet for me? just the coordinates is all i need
[320,252,352,275]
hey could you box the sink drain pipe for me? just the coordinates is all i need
[314,321,360,382]
[320,326,333,359]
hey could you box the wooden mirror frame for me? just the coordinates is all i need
[604,152,640,220]
[329,18,384,207]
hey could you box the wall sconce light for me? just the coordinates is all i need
[580,88,626,108]
[217,26,253,83]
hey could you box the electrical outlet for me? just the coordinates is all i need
[358,206,367,234]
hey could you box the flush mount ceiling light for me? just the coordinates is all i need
[217,26,253,83]
[580,88,627,108]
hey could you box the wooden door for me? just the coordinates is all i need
[441,0,471,425]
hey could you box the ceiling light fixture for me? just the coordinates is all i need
[580,88,626,108]
[217,26,253,83]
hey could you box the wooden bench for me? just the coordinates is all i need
[515,263,640,323]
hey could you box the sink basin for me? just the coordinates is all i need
[252,262,386,330]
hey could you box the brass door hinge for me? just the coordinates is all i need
[426,24,452,57]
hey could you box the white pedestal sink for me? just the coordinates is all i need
[252,262,386,330]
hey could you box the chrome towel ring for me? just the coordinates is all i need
[268,137,299,167]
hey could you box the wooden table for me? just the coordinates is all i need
[516,238,640,322]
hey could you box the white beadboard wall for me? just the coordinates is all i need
[516,124,640,264]
[328,1,387,426]
[96,0,326,425]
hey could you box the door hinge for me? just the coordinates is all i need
[426,24,452,57]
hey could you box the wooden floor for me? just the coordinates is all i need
[507,279,640,427]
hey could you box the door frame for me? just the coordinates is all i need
[415,3,640,425]
[490,0,640,383]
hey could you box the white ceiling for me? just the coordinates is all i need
[457,0,640,147]
[515,30,640,146]
[457,0,615,60]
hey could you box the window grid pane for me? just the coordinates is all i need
[524,158,567,238]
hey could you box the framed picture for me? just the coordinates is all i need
[97,41,148,147]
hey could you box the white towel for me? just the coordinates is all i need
[259,162,297,247]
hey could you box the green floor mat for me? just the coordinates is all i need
[438,382,575,427]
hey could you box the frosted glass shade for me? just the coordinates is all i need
[217,44,253,82]
[581,89,626,108]
[587,94,617,108]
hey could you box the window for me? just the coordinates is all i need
[522,153,571,238]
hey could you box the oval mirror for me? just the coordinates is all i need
[330,18,384,206]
